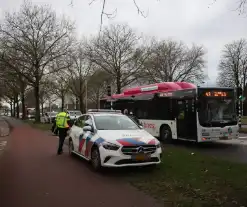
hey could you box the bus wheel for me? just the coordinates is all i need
[160,125,172,143]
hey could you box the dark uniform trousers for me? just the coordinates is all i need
[57,127,69,154]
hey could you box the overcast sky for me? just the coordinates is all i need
[0,0,246,87]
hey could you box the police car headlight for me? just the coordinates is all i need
[156,142,161,149]
[102,142,120,151]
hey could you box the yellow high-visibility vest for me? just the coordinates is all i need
[56,112,70,128]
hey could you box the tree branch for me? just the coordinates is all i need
[89,0,151,32]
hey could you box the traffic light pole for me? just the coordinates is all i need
[107,85,113,109]
[110,100,113,110]
[239,99,242,128]
[237,87,243,128]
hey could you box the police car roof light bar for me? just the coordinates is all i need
[87,109,122,113]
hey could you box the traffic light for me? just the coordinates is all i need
[107,85,111,96]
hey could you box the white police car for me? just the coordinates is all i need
[68,109,162,170]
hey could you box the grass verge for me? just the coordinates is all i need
[241,116,247,125]
[23,120,52,131]
[239,127,247,133]
[124,146,247,206]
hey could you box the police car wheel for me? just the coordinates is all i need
[91,147,102,171]
[68,139,74,155]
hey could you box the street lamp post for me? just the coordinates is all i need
[85,79,88,112]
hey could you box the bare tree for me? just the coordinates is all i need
[0,47,30,118]
[235,0,247,13]
[140,39,206,84]
[210,0,247,14]
[217,39,247,88]
[0,0,75,122]
[85,23,150,94]
[50,72,70,111]
[0,61,24,118]
[69,42,94,112]
[87,69,112,108]
[39,79,56,115]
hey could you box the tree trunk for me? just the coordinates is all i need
[13,98,16,117]
[41,103,44,115]
[96,90,100,109]
[21,91,26,119]
[10,101,13,117]
[79,96,84,113]
[34,84,41,123]
[116,76,121,94]
[16,95,19,119]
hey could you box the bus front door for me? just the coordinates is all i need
[176,99,197,141]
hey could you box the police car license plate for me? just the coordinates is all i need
[132,153,150,161]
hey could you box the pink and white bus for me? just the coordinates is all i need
[100,82,239,142]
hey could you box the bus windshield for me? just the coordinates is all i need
[198,98,237,126]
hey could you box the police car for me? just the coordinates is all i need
[68,109,162,170]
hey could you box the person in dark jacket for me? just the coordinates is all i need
[123,109,141,126]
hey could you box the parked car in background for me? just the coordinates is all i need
[27,111,35,119]
[67,110,82,121]
[41,112,58,123]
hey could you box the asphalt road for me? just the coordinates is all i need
[0,117,162,207]
[167,134,247,163]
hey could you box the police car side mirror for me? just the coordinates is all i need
[139,125,143,129]
[83,125,93,132]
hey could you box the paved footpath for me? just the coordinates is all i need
[0,118,162,207]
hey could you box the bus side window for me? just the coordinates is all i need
[135,100,148,119]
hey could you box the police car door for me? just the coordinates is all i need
[72,115,86,153]
[80,115,94,157]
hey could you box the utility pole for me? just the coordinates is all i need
[107,85,112,109]
[85,79,88,112]
[237,87,244,128]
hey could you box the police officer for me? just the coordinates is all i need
[56,109,71,155]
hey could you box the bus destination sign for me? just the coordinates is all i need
[204,91,227,97]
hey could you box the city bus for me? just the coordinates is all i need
[100,82,239,142]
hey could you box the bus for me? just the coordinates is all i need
[100,82,239,142]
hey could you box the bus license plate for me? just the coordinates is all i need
[132,153,150,161]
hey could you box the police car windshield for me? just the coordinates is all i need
[94,115,140,130]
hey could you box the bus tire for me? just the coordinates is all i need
[160,125,172,143]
